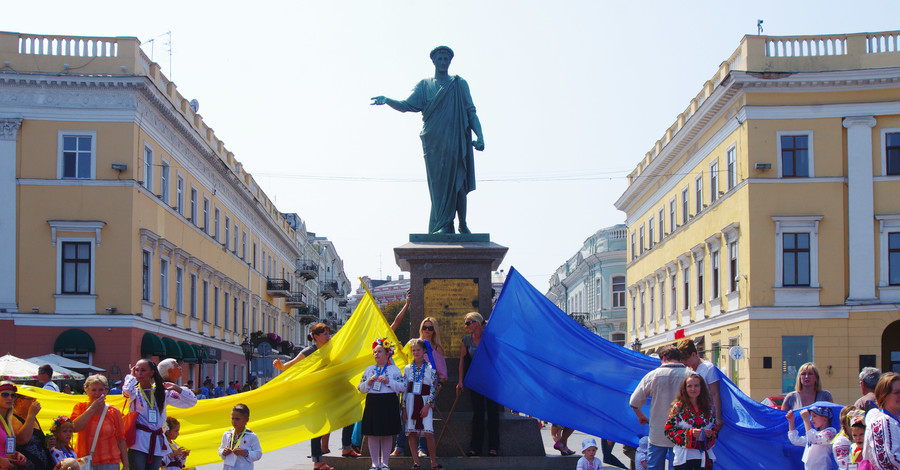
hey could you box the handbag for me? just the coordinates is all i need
[77,403,108,470]
[122,399,139,447]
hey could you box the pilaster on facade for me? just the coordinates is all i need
[844,116,878,302]
[0,117,21,311]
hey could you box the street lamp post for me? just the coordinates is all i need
[240,338,254,385]
[631,338,642,353]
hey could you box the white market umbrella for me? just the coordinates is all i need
[26,354,104,372]
[0,354,83,381]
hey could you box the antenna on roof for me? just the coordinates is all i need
[757,19,764,36]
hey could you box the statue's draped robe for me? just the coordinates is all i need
[396,76,476,233]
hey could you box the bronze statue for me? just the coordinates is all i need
[372,46,485,234]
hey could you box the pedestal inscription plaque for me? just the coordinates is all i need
[423,277,478,357]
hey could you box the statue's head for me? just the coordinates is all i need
[430,45,454,62]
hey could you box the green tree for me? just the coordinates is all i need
[381,299,410,345]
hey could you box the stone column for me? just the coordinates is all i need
[843,116,877,302]
[0,117,22,312]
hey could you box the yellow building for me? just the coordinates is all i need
[0,32,351,387]
[614,30,900,404]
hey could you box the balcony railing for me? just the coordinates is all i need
[295,261,318,281]
[295,306,320,325]
[266,279,290,297]
[320,281,340,299]
[285,292,306,308]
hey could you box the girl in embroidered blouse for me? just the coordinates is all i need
[358,339,404,470]
[664,373,718,470]
[402,339,441,470]
[161,417,189,469]
[786,405,837,470]
[49,416,77,466]
[123,360,194,470]
[0,382,28,470]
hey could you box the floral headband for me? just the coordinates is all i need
[0,383,16,393]
[51,416,73,433]
[372,338,395,357]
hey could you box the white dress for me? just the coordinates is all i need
[863,408,900,470]
[401,361,438,434]
[788,426,837,469]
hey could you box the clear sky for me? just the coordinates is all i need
[5,1,900,291]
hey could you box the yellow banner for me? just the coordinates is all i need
[19,292,406,467]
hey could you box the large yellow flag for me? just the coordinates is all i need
[19,292,406,467]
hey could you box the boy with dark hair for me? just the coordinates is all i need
[219,404,262,470]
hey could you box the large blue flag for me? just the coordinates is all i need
[464,267,845,469]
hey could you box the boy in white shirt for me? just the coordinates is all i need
[219,404,262,470]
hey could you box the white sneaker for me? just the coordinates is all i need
[381,466,390,470]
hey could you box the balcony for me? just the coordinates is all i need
[295,306,319,325]
[266,278,290,297]
[285,292,307,308]
[338,299,348,307]
[320,281,340,299]
[296,261,318,281]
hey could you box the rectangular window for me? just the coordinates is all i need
[682,265,690,310]
[143,146,153,191]
[190,189,198,224]
[252,243,258,269]
[711,341,721,369]
[176,177,184,214]
[670,273,677,315]
[639,225,645,254]
[659,280,666,323]
[242,232,247,259]
[175,267,184,314]
[233,225,238,254]
[681,187,689,225]
[695,174,703,214]
[159,259,169,308]
[639,291,646,327]
[224,294,230,329]
[888,133,900,175]
[203,198,210,232]
[214,286,220,326]
[710,162,719,203]
[190,274,197,318]
[781,135,810,177]
[142,250,150,301]
[648,217,655,248]
[61,134,93,179]
[233,296,238,332]
[727,147,737,189]
[225,216,231,249]
[242,301,247,334]
[160,163,169,203]
[658,207,665,240]
[612,276,626,308]
[711,251,720,299]
[61,242,91,294]
[648,286,655,325]
[669,199,676,233]
[202,280,209,322]
[729,242,739,292]
[783,233,811,286]
[782,336,813,393]
[889,232,900,285]
[630,232,636,260]
[696,259,704,305]
[214,208,221,241]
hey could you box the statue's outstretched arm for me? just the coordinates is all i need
[370,96,409,112]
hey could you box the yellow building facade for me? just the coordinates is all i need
[0,32,351,387]
[615,31,900,404]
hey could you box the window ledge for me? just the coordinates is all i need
[878,285,900,302]
[774,286,821,306]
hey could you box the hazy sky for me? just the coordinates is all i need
[6,1,900,290]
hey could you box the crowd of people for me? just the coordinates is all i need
[0,359,262,470]
[2,312,899,470]
[625,339,900,470]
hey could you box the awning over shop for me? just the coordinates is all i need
[179,341,197,363]
[26,354,105,372]
[161,337,182,360]
[141,332,167,357]
[54,329,96,354]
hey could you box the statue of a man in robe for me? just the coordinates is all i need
[372,46,485,234]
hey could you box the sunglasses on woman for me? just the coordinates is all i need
[465,320,475,326]
[0,392,15,398]
[422,326,435,331]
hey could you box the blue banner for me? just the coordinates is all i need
[463,267,845,469]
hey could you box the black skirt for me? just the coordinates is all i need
[361,392,402,436]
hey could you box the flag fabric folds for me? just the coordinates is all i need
[463,267,829,470]
[18,291,405,468]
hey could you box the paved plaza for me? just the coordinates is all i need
[195,424,632,470]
